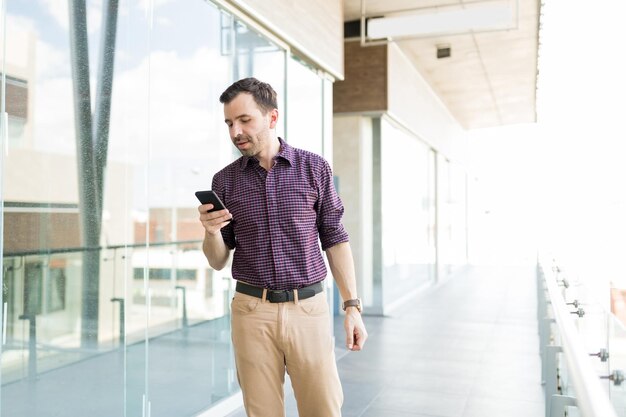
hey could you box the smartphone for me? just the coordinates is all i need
[195,190,227,212]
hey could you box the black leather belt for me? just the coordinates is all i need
[235,281,324,303]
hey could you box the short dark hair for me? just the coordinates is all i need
[219,77,278,114]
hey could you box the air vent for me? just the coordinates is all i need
[437,44,451,59]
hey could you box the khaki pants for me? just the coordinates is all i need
[231,290,343,417]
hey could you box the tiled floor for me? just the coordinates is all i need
[227,265,544,417]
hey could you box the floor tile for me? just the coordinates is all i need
[371,388,468,417]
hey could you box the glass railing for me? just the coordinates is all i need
[538,256,621,417]
[1,240,239,417]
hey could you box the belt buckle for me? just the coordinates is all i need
[268,290,289,303]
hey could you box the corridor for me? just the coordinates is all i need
[228,265,544,417]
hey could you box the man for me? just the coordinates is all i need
[198,77,367,417]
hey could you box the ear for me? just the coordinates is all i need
[268,109,279,129]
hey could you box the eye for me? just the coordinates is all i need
[241,118,250,123]
[226,121,233,127]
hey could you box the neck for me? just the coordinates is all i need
[257,136,281,171]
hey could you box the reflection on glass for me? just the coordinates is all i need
[231,19,286,138]
[0,1,296,416]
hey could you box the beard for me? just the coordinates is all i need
[233,131,270,157]
[233,134,256,156]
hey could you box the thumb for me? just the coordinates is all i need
[346,324,354,349]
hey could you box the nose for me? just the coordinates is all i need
[230,123,242,137]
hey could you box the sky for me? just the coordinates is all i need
[468,0,626,291]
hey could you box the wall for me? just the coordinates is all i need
[228,0,344,79]
[387,43,467,165]
[333,40,469,313]
[333,42,387,113]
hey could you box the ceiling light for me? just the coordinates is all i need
[365,0,516,41]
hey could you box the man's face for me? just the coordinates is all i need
[223,93,277,158]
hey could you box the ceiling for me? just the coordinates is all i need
[343,0,541,130]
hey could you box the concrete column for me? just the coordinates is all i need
[333,115,378,313]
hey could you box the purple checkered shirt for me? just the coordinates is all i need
[211,138,349,290]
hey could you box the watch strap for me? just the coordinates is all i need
[342,298,361,312]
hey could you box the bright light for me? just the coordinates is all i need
[367,0,514,40]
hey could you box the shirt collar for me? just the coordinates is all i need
[239,137,294,170]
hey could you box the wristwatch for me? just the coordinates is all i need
[342,298,362,313]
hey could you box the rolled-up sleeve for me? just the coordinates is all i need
[316,160,349,250]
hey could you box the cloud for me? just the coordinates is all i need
[36,39,71,79]
[107,47,232,161]
[39,0,102,34]
[39,0,68,30]
[30,42,233,159]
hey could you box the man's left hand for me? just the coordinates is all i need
[344,308,368,351]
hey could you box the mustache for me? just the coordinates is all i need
[234,134,251,143]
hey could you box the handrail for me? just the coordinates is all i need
[2,239,204,258]
[541,261,619,417]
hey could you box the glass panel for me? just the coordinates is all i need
[1,0,128,414]
[141,1,246,414]
[449,161,467,271]
[1,0,312,415]
[437,155,453,279]
[380,118,434,306]
[231,19,286,138]
[427,149,437,281]
[286,55,323,154]
[0,0,243,415]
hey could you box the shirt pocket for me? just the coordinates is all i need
[282,185,317,222]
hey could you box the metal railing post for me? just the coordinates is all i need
[540,318,556,384]
[18,313,37,381]
[550,394,576,417]
[223,276,233,315]
[537,264,546,322]
[110,298,125,345]
[545,344,563,416]
[175,286,188,328]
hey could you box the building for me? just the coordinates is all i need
[0,0,541,416]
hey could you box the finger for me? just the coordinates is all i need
[201,209,231,222]
[198,203,214,213]
[217,211,233,223]
[345,324,355,350]
[200,211,233,235]
[351,331,360,351]
[353,328,367,351]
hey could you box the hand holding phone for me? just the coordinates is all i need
[195,190,227,212]
[196,190,232,234]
